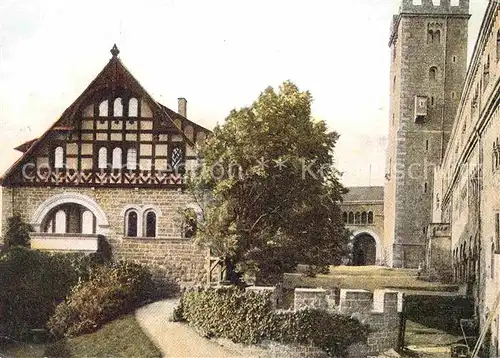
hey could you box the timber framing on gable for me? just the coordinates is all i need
[0,45,211,189]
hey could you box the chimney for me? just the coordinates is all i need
[178,97,187,118]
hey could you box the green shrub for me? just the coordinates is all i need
[3,215,33,247]
[175,286,368,356]
[0,247,102,339]
[48,261,154,337]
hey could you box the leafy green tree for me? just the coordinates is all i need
[4,215,33,248]
[189,81,349,283]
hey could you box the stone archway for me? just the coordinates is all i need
[350,230,382,266]
[352,233,377,266]
[31,192,109,235]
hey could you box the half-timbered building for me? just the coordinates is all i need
[0,45,211,287]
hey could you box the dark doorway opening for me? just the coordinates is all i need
[352,233,377,266]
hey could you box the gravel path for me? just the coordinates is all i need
[135,299,243,358]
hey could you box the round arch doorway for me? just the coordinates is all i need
[352,233,377,266]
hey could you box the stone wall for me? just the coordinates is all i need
[1,186,209,288]
[294,288,403,357]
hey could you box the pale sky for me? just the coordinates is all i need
[0,0,489,187]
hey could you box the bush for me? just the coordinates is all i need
[48,261,154,337]
[175,286,368,357]
[0,247,102,339]
[3,215,33,247]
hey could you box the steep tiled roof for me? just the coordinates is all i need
[342,186,384,203]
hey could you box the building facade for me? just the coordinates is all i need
[428,1,500,353]
[340,186,385,266]
[0,46,212,288]
[385,0,470,268]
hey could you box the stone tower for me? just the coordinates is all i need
[384,0,470,268]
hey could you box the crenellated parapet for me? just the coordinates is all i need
[400,0,469,15]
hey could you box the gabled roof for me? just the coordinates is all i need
[1,45,211,186]
[14,138,38,153]
[342,186,384,203]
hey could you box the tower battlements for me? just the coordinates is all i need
[400,0,469,16]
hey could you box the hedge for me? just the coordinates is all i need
[174,286,368,357]
[0,247,104,339]
[47,261,154,337]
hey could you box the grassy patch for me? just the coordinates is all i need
[44,314,161,358]
[285,266,459,292]
[405,320,463,348]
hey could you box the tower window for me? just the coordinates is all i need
[343,212,348,223]
[429,67,438,81]
[361,212,367,224]
[424,182,428,193]
[425,139,429,151]
[368,212,374,224]
[430,96,435,107]
[452,56,457,63]
[348,212,354,224]
[451,91,456,99]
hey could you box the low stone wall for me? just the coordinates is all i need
[246,286,282,309]
[294,288,403,357]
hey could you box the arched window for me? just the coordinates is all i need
[127,148,137,170]
[144,211,157,238]
[361,212,367,224]
[348,212,354,224]
[99,100,108,117]
[427,30,433,44]
[55,209,67,234]
[368,211,374,224]
[81,210,94,234]
[343,212,348,223]
[98,147,108,169]
[183,208,197,238]
[429,67,438,81]
[128,98,138,117]
[355,212,361,224]
[114,98,123,117]
[434,30,441,44]
[54,146,64,169]
[126,210,138,237]
[112,147,122,169]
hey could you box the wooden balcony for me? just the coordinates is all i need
[30,232,99,252]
